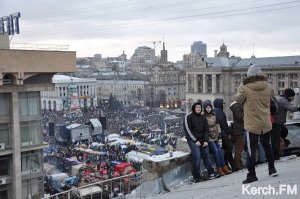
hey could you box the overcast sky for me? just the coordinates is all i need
[1,0,300,61]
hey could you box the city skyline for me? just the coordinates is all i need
[1,0,300,61]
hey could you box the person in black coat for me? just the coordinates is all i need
[213,98,237,171]
[230,101,245,170]
[184,102,220,182]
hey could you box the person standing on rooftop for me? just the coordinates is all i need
[235,64,278,184]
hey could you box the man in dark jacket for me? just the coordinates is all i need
[213,98,237,171]
[184,102,220,182]
[230,101,245,170]
[272,88,300,160]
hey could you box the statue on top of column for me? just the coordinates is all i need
[194,53,207,68]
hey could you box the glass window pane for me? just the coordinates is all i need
[0,93,10,116]
[30,121,41,145]
[21,152,42,173]
[0,124,10,147]
[20,122,30,146]
[22,178,43,199]
[0,156,11,176]
[19,92,28,116]
[28,92,40,115]
[20,121,41,146]
[19,92,40,116]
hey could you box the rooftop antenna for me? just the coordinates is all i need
[251,42,255,58]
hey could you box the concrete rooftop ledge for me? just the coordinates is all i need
[0,49,76,73]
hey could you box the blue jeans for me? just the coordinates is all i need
[209,141,226,168]
[187,139,214,180]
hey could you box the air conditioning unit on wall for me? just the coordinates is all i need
[0,143,5,150]
[0,178,7,185]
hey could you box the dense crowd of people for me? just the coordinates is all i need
[42,65,300,191]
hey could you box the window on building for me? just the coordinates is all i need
[21,151,42,174]
[19,92,40,116]
[206,75,212,93]
[48,101,51,110]
[0,185,12,199]
[0,94,10,116]
[43,100,46,110]
[267,74,272,79]
[197,75,203,93]
[22,177,43,199]
[290,82,298,88]
[278,82,285,88]
[289,73,298,79]
[0,156,11,176]
[20,121,42,147]
[0,124,10,148]
[277,74,285,80]
[216,75,221,93]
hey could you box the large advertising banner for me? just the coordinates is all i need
[70,96,80,110]
[69,84,79,110]
[63,84,80,110]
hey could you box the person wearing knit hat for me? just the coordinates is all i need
[235,64,278,184]
[247,64,262,77]
[203,100,232,176]
[229,101,245,170]
[272,88,300,160]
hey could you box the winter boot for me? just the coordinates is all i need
[269,167,278,177]
[217,168,225,176]
[223,165,232,174]
[242,173,258,184]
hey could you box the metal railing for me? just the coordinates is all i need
[42,170,147,199]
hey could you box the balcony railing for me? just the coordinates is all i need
[42,170,147,199]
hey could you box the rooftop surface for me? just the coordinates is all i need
[151,156,300,199]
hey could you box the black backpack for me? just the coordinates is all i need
[270,97,279,115]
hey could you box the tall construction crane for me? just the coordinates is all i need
[147,40,161,56]
[152,40,162,50]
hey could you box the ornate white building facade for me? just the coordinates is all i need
[185,54,300,119]
[41,75,97,111]
[97,80,149,106]
[145,43,186,108]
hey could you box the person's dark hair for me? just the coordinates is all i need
[191,102,202,113]
[284,88,295,98]
[203,100,212,113]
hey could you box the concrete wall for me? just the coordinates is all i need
[142,153,190,181]
[0,49,75,73]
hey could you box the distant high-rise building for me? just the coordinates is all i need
[130,46,157,73]
[191,41,207,56]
